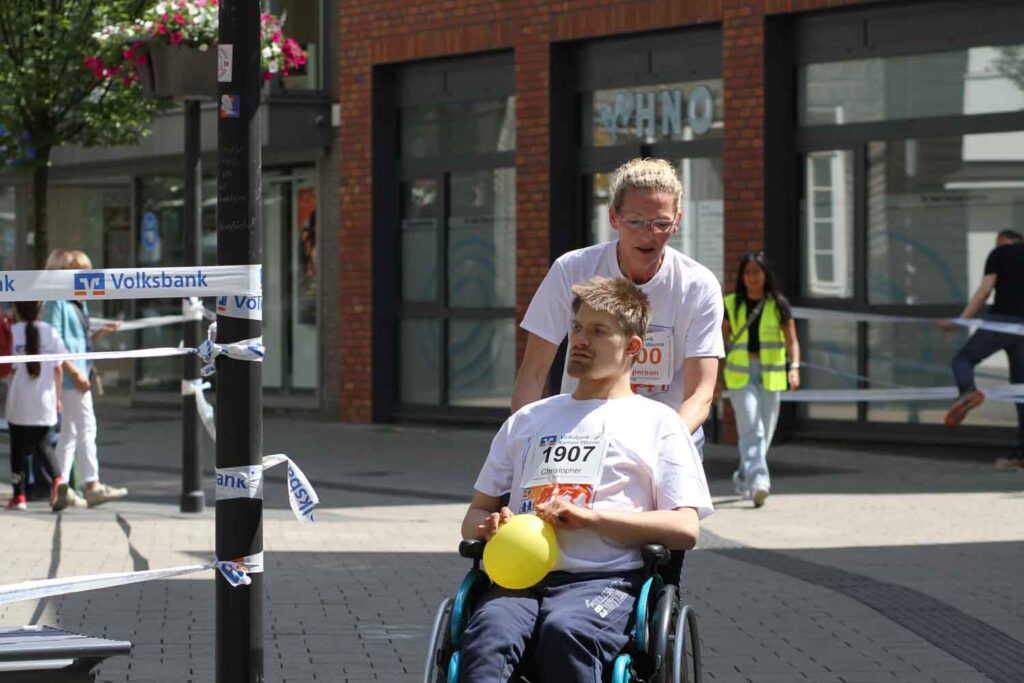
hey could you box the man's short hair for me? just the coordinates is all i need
[997,229,1023,243]
[609,158,682,213]
[570,277,651,340]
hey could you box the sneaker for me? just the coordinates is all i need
[752,489,769,508]
[5,495,27,511]
[994,456,1024,471]
[944,390,985,427]
[66,487,88,508]
[50,477,65,511]
[732,471,751,499]
[84,482,128,508]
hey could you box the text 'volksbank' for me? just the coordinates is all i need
[73,270,209,296]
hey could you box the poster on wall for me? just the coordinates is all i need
[296,187,317,324]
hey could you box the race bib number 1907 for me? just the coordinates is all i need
[519,432,608,513]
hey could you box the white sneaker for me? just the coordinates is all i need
[732,471,751,499]
[752,489,769,508]
[84,482,128,508]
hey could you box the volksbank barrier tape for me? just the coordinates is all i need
[0,552,267,604]
[776,383,1024,403]
[0,347,195,365]
[215,455,319,523]
[215,294,263,320]
[0,337,264,370]
[0,264,261,302]
[791,307,1024,337]
[89,299,213,333]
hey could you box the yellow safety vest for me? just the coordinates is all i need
[723,294,788,391]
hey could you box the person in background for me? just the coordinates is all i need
[4,301,63,511]
[939,229,1024,470]
[720,251,801,508]
[44,249,126,510]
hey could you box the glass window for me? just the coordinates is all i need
[399,318,441,405]
[448,169,516,308]
[799,45,1024,126]
[448,319,515,408]
[796,320,858,422]
[279,0,321,90]
[590,157,723,282]
[46,184,134,395]
[584,80,723,146]
[867,132,1024,305]
[401,179,440,302]
[400,97,515,159]
[801,150,854,298]
[0,186,16,271]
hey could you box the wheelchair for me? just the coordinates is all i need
[424,540,702,683]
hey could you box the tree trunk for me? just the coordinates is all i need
[30,152,51,269]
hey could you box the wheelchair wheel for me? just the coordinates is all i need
[423,597,453,683]
[670,604,702,683]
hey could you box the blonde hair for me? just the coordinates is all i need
[609,158,682,213]
[64,250,92,270]
[44,249,66,270]
[570,277,651,340]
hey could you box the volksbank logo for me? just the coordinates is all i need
[217,296,228,313]
[0,274,16,292]
[74,270,209,297]
[73,272,105,297]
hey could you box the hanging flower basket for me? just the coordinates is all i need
[87,0,306,101]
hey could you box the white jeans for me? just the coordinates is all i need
[55,388,100,483]
[730,358,781,493]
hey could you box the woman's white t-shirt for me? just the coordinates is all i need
[521,241,725,411]
[4,321,64,426]
[474,393,713,574]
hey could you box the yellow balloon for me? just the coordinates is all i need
[483,514,559,589]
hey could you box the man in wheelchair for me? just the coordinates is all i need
[459,276,713,682]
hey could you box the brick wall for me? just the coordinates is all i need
[338,0,884,423]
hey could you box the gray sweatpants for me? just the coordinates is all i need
[458,571,644,683]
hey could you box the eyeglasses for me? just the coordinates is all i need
[616,213,678,234]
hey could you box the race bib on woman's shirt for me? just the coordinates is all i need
[518,431,608,513]
[630,326,673,397]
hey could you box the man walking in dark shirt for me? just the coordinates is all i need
[940,229,1024,469]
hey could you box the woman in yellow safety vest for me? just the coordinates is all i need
[720,251,801,508]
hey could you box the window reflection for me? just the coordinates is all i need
[867,133,1024,305]
[800,45,1024,126]
[801,150,853,298]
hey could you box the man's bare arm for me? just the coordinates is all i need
[960,273,997,320]
[680,356,719,433]
[461,491,505,540]
[510,333,559,413]
[537,499,700,550]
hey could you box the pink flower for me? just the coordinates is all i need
[157,24,168,35]
[174,14,185,24]
[84,55,99,69]
[262,72,272,81]
[272,32,282,44]
[135,53,148,66]
[121,75,134,86]
[123,48,134,60]
[170,31,183,45]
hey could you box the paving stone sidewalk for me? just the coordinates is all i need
[1,407,1021,682]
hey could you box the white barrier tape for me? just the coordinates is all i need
[89,299,210,333]
[216,455,319,523]
[197,337,265,377]
[777,384,1024,403]
[0,347,194,365]
[182,379,216,441]
[216,294,263,321]
[0,563,211,605]
[791,307,1024,337]
[0,265,261,302]
[0,551,266,604]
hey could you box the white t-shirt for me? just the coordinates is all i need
[521,241,725,412]
[474,393,713,574]
[4,321,64,427]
